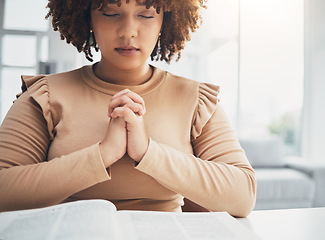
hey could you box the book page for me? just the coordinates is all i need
[0,199,119,240]
[117,211,261,240]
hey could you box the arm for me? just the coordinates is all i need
[0,91,109,211]
[106,86,256,217]
[136,104,256,217]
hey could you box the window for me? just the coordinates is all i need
[152,0,304,155]
[239,0,304,155]
[0,0,49,121]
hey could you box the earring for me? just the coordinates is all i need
[157,33,161,49]
[89,29,94,46]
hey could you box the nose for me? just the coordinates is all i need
[118,15,138,39]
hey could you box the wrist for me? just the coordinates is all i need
[133,153,145,163]
[133,138,150,163]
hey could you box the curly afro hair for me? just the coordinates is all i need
[46,0,207,62]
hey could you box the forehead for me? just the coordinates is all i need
[107,0,148,6]
[92,0,163,13]
[96,0,160,12]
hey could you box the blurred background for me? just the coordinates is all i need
[0,0,324,210]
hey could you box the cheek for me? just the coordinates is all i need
[94,26,114,49]
[140,32,158,53]
[141,23,162,45]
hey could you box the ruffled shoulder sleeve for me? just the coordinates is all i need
[191,83,220,140]
[19,75,54,140]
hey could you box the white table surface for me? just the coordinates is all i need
[237,207,325,240]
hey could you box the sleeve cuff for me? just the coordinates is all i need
[135,138,160,174]
[87,143,111,181]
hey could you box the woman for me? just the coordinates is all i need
[0,0,256,217]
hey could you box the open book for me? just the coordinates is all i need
[0,200,260,240]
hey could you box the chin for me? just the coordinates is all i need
[114,60,146,72]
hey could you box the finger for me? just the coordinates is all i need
[124,102,145,116]
[111,89,131,100]
[111,106,138,123]
[109,92,146,117]
[108,95,134,117]
[112,90,146,111]
[125,91,145,109]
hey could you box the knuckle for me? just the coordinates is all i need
[122,107,130,114]
[121,95,132,104]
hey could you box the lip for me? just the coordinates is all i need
[115,45,140,56]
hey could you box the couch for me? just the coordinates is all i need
[240,137,325,210]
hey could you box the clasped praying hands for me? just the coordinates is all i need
[99,89,149,168]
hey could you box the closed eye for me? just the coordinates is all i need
[103,13,119,17]
[139,15,154,19]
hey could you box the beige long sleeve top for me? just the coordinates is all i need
[0,65,256,217]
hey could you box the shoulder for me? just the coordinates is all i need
[45,67,84,88]
[152,67,220,126]
[20,67,91,105]
[157,68,220,103]
[21,67,84,91]
[164,70,200,92]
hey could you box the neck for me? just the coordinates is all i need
[93,61,152,86]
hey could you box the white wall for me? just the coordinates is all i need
[302,0,325,162]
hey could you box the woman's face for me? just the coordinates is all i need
[91,0,163,71]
